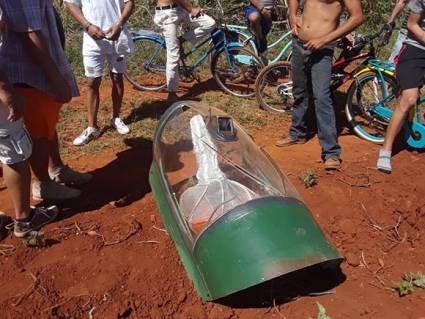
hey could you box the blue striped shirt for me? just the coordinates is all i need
[0,0,79,98]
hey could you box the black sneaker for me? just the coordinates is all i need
[14,206,59,238]
[0,212,12,241]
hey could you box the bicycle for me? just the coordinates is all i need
[255,31,388,113]
[124,16,264,98]
[345,59,425,149]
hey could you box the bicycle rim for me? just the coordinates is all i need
[211,46,264,98]
[124,37,167,91]
[345,71,398,144]
[255,61,293,113]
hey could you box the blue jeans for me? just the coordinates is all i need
[289,39,341,160]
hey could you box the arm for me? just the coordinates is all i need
[407,11,425,44]
[64,2,105,40]
[18,31,71,103]
[305,0,363,50]
[174,0,202,17]
[288,0,300,36]
[0,74,25,122]
[106,0,135,41]
[389,0,409,23]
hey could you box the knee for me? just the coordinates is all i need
[399,97,416,114]
[110,72,123,83]
[249,12,261,24]
[86,77,102,90]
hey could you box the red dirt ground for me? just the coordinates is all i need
[1,82,425,319]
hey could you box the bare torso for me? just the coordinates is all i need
[298,0,343,41]
[157,0,174,7]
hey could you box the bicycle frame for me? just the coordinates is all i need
[225,24,292,63]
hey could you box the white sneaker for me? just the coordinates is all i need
[73,127,101,146]
[111,117,130,135]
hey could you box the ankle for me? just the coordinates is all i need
[16,208,34,223]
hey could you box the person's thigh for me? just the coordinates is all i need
[244,5,259,20]
[14,87,62,141]
[396,45,425,91]
[107,54,126,74]
[83,55,106,78]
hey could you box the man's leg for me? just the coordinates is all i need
[163,20,181,101]
[110,72,124,119]
[276,40,310,146]
[247,11,265,54]
[87,77,102,128]
[3,162,31,220]
[183,10,216,43]
[310,47,341,165]
[49,131,93,185]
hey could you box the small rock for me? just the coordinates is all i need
[345,252,360,267]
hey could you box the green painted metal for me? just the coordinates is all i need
[149,162,212,300]
[193,196,343,300]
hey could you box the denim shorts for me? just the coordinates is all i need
[0,118,32,165]
[243,5,273,36]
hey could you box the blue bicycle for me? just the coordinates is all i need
[125,24,264,98]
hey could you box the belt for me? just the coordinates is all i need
[155,4,177,10]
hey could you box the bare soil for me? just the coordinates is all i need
[1,81,425,319]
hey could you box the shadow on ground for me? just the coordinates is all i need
[53,138,153,219]
[217,261,346,308]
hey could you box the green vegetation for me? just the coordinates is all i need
[23,231,46,248]
[299,170,318,188]
[56,0,401,77]
[394,272,425,297]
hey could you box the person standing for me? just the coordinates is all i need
[378,0,425,173]
[381,0,411,63]
[64,0,135,146]
[0,0,92,202]
[154,0,216,101]
[244,0,276,56]
[0,5,58,239]
[275,0,363,170]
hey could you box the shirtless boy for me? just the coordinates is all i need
[276,0,363,170]
[154,0,216,101]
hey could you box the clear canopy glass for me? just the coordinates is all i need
[154,101,300,240]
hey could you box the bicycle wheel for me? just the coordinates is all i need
[255,61,293,113]
[125,37,167,91]
[345,71,399,144]
[211,46,265,98]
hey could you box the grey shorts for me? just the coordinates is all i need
[0,119,33,165]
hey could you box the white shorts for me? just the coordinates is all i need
[0,119,33,165]
[83,54,127,78]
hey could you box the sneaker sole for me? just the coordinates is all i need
[377,167,392,174]
[275,140,307,147]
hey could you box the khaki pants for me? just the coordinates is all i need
[154,7,216,92]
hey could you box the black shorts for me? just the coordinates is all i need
[396,44,425,91]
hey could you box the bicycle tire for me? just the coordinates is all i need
[211,46,265,98]
[345,71,398,144]
[255,61,293,113]
[124,37,167,91]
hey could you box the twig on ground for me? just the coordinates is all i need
[307,290,336,296]
[89,306,96,319]
[361,251,387,287]
[0,244,15,256]
[273,298,286,319]
[152,225,168,235]
[137,240,160,244]
[102,220,142,247]
[12,272,46,307]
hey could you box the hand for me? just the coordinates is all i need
[0,90,25,122]
[105,23,122,41]
[190,7,202,19]
[289,15,301,37]
[304,36,328,51]
[87,24,105,40]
